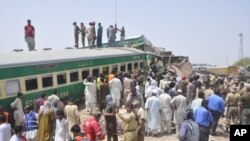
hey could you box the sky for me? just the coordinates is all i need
[0,0,249,66]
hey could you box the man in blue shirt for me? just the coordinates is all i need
[179,108,200,141]
[195,100,213,141]
[207,88,225,136]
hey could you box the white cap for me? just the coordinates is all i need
[177,89,182,93]
[152,89,158,95]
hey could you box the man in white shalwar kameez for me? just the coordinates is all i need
[145,85,163,99]
[145,90,161,136]
[10,92,25,126]
[83,77,97,114]
[109,74,123,107]
[55,110,69,141]
[159,87,173,134]
[64,98,80,138]
[0,115,11,141]
[170,89,187,134]
[159,75,169,90]
[144,79,161,135]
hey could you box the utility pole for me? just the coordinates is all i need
[239,33,243,59]
[115,0,118,25]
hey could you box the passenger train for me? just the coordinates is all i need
[0,47,153,111]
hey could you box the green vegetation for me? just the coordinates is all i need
[234,57,250,68]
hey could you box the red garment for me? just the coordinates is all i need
[24,25,35,37]
[82,117,105,141]
[21,136,27,141]
[34,98,45,113]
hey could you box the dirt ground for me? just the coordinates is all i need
[78,104,229,141]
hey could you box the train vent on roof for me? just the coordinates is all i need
[13,49,23,52]
[65,47,74,50]
[43,48,52,50]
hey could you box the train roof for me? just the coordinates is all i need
[0,47,146,69]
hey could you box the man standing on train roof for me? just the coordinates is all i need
[107,25,116,47]
[73,22,80,48]
[24,19,36,51]
[86,22,96,48]
[96,22,103,48]
[117,26,125,46]
[79,22,86,48]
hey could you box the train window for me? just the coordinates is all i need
[42,75,53,88]
[140,62,144,69]
[92,68,99,78]
[25,78,38,91]
[128,63,132,72]
[134,62,138,70]
[82,70,89,80]
[57,73,66,85]
[70,71,79,82]
[6,80,20,96]
[120,64,126,72]
[102,66,109,75]
[112,65,118,72]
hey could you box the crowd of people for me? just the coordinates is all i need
[0,57,250,141]
[72,21,125,48]
[24,19,125,51]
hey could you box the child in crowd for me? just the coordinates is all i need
[55,110,70,141]
[70,124,90,141]
[10,126,26,141]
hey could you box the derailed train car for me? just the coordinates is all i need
[207,66,239,76]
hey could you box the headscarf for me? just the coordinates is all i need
[39,100,52,115]
[105,95,113,106]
